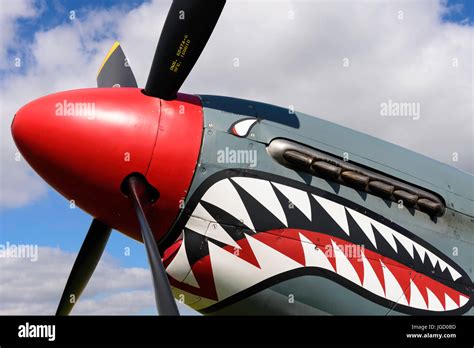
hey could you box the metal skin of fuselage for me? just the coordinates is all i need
[162,94,474,316]
[12,88,473,316]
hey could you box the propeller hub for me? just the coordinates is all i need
[12,88,203,242]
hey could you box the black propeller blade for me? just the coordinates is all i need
[125,175,180,315]
[144,0,226,100]
[56,177,179,315]
[56,219,111,316]
[97,41,138,88]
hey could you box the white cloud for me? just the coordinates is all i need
[0,246,198,315]
[0,0,472,210]
[0,0,38,69]
[0,0,48,208]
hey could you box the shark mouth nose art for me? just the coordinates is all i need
[164,170,473,315]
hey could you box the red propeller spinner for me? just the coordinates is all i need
[11,88,203,242]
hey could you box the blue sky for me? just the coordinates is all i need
[15,0,146,40]
[443,0,473,23]
[1,189,150,268]
[0,0,472,315]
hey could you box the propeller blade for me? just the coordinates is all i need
[126,175,180,315]
[144,0,226,100]
[97,41,138,88]
[56,219,112,315]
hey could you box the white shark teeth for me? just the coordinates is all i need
[273,183,312,221]
[166,239,199,288]
[186,204,211,233]
[182,270,200,287]
[389,228,462,282]
[380,260,407,305]
[190,202,216,223]
[426,249,439,268]
[232,177,288,226]
[208,240,258,300]
[313,195,350,235]
[410,283,468,312]
[371,221,398,253]
[207,222,241,249]
[331,240,361,286]
[409,279,427,310]
[208,235,300,300]
[411,241,462,281]
[361,252,385,297]
[390,230,414,258]
[426,288,444,311]
[347,208,377,248]
[437,258,448,272]
[347,206,462,283]
[201,178,255,231]
[413,242,426,262]
[444,293,458,311]
[448,267,462,282]
[245,234,301,271]
[189,203,240,249]
[300,234,365,289]
[299,233,334,272]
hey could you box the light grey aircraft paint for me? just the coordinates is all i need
[167,94,473,315]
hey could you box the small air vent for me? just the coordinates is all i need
[267,139,445,217]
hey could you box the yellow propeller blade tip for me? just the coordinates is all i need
[97,41,121,78]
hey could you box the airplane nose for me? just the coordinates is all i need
[11,88,160,239]
[11,88,204,243]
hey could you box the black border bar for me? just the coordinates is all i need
[0,315,472,346]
